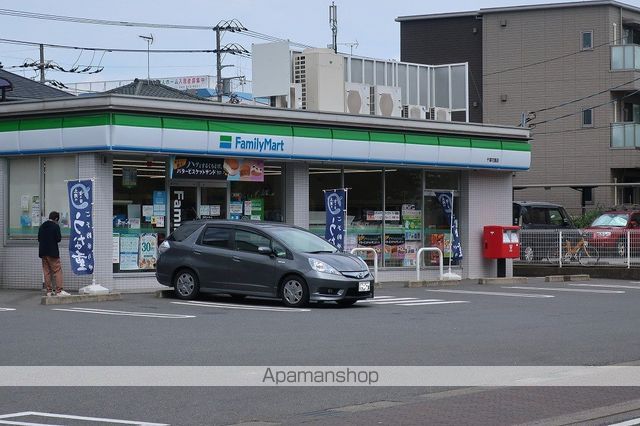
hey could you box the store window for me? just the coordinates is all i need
[8,156,77,239]
[384,169,423,267]
[229,162,282,222]
[344,167,383,267]
[308,165,343,238]
[424,171,461,266]
[113,157,167,273]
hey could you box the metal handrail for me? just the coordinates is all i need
[350,248,378,283]
[416,247,443,281]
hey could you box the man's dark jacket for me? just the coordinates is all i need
[38,220,61,258]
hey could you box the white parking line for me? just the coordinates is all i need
[397,300,470,306]
[609,417,640,426]
[171,301,310,312]
[52,307,195,318]
[372,296,394,299]
[426,289,555,298]
[570,283,640,289]
[0,308,16,312]
[359,298,420,304]
[504,286,626,294]
[0,411,168,425]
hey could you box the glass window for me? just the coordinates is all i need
[364,59,374,85]
[582,108,593,127]
[548,209,564,226]
[345,167,383,267]
[398,63,407,105]
[200,227,231,248]
[408,65,418,105]
[275,227,337,253]
[434,66,450,108]
[44,156,77,236]
[384,169,423,267]
[8,157,41,239]
[581,31,593,50]
[419,67,429,107]
[451,65,467,110]
[169,222,202,242]
[229,162,282,222]
[272,240,288,258]
[235,229,270,253]
[424,171,461,266]
[375,62,385,86]
[351,58,363,83]
[309,165,342,238]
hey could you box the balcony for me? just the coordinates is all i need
[611,122,640,147]
[611,45,640,70]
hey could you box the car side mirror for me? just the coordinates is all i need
[258,246,273,255]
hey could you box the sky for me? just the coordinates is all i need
[2,0,640,89]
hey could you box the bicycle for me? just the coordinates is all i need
[547,234,600,266]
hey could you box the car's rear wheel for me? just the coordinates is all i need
[280,275,309,308]
[336,299,357,307]
[174,269,199,300]
[617,239,627,257]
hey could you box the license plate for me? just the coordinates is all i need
[358,281,371,292]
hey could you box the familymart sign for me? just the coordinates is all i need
[219,135,286,153]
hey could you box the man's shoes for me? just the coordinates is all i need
[57,290,71,296]
[46,291,53,297]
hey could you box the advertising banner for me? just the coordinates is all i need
[119,235,140,271]
[224,159,264,182]
[138,233,158,270]
[324,189,346,251]
[171,157,265,182]
[67,180,94,275]
[434,192,463,260]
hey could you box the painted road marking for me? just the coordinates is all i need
[0,308,16,312]
[397,300,470,306]
[371,296,394,299]
[0,411,168,425]
[609,417,640,426]
[359,297,420,304]
[505,286,625,294]
[426,289,554,298]
[52,307,195,319]
[570,283,640,290]
[172,300,310,312]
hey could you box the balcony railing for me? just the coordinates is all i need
[611,122,640,148]
[611,44,640,70]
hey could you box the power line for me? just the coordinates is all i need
[0,38,217,53]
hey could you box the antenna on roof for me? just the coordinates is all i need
[329,2,338,54]
[138,34,154,81]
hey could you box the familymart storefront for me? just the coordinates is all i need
[0,95,530,291]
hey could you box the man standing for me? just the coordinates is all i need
[38,211,69,296]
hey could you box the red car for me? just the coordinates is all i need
[585,209,640,257]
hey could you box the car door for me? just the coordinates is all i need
[192,225,234,290]
[229,227,276,295]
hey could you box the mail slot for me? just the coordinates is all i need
[483,225,520,259]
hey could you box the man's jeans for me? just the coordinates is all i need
[42,256,63,293]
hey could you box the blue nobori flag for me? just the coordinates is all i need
[68,180,94,275]
[435,191,463,260]
[324,189,346,251]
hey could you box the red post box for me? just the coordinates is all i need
[483,225,520,259]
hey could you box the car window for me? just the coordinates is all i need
[272,240,288,258]
[513,204,521,226]
[235,229,271,253]
[200,227,231,248]
[591,213,629,227]
[527,208,548,225]
[167,222,202,242]
[548,209,564,226]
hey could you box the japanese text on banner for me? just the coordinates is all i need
[67,180,94,275]
[324,189,346,251]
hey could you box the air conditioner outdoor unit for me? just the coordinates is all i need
[402,104,427,120]
[344,83,371,115]
[371,85,402,117]
[289,83,303,109]
[428,107,452,121]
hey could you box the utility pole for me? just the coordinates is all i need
[329,2,338,54]
[39,44,45,83]
[216,27,222,102]
[214,20,247,102]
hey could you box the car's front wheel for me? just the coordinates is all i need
[523,246,534,262]
[617,239,627,257]
[174,269,200,300]
[280,275,309,308]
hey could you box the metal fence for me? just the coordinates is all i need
[516,229,640,268]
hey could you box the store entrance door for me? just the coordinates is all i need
[199,183,227,219]
[170,186,197,232]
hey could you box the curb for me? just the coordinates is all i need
[545,274,590,282]
[41,293,122,305]
[478,277,528,285]
[405,280,462,288]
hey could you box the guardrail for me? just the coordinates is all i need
[516,229,640,268]
[350,247,378,284]
[416,247,443,281]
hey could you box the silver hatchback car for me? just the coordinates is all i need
[155,220,374,307]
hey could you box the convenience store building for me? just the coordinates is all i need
[0,94,530,290]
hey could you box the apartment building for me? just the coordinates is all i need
[398,0,640,215]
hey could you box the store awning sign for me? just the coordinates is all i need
[435,191,463,260]
[67,180,94,275]
[324,188,346,251]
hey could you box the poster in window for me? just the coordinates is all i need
[172,157,226,180]
[138,233,158,269]
[403,210,422,241]
[119,235,140,270]
[113,234,120,264]
[384,234,406,260]
[122,167,137,188]
[224,159,264,182]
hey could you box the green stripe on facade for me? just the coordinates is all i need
[405,134,438,146]
[63,114,111,128]
[502,141,531,152]
[209,121,293,137]
[439,136,470,148]
[332,129,369,142]
[162,117,207,132]
[292,127,332,139]
[0,120,19,132]
[112,114,162,128]
[471,139,502,150]
[370,132,405,144]
[20,117,62,131]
